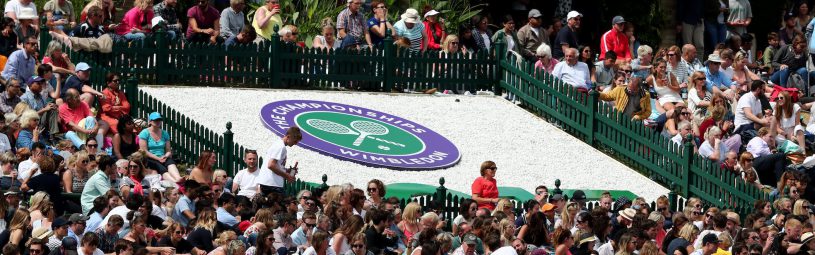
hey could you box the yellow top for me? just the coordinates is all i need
[252,5,282,40]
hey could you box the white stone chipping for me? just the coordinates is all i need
[141,86,670,201]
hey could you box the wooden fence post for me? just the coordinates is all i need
[436,177,447,210]
[223,122,234,176]
[270,26,281,88]
[493,36,506,94]
[681,135,694,197]
[126,70,139,117]
[586,90,598,146]
[155,29,169,84]
[383,33,395,92]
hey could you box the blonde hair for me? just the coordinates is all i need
[8,208,29,231]
[640,241,659,255]
[402,202,422,223]
[560,202,579,230]
[254,208,276,228]
[704,126,722,144]
[29,192,50,212]
[677,223,699,240]
[194,209,218,232]
[793,199,811,216]
[214,230,237,246]
[134,0,151,10]
[683,197,702,218]
[441,35,459,53]
[13,102,30,117]
[637,45,653,58]
[718,232,733,248]
[213,169,227,183]
[18,110,38,129]
[493,198,513,215]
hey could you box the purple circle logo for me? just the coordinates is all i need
[260,100,461,170]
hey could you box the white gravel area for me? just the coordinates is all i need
[141,86,670,201]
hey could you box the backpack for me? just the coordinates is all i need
[770,85,801,103]
[788,72,808,96]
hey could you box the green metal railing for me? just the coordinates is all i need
[496,51,769,214]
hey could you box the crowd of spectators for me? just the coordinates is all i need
[0,0,815,255]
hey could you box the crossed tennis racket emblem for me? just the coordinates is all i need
[306,119,391,147]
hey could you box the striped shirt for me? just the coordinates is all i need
[336,8,366,39]
[394,20,425,52]
[667,60,690,84]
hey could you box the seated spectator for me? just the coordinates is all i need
[99,73,129,134]
[0,208,29,251]
[43,0,75,31]
[393,9,426,52]
[13,8,36,46]
[687,71,711,123]
[773,91,805,153]
[1,37,36,84]
[218,0,244,40]
[152,0,181,39]
[0,79,20,114]
[733,81,769,135]
[313,18,339,50]
[17,142,44,182]
[470,15,492,52]
[747,126,788,186]
[516,9,547,62]
[665,45,689,86]
[251,0,281,41]
[333,215,365,255]
[224,26,256,47]
[699,126,729,163]
[186,0,222,44]
[599,75,651,121]
[770,35,813,87]
[93,214,123,253]
[79,231,105,255]
[0,17,16,57]
[15,110,42,149]
[78,154,112,206]
[671,121,693,146]
[158,222,199,254]
[534,43,558,74]
[422,9,444,51]
[731,52,759,92]
[3,0,36,25]
[22,75,59,138]
[61,62,104,106]
[59,88,106,149]
[647,59,684,112]
[112,116,137,159]
[274,214,297,253]
[115,0,153,41]
[735,152,763,189]
[630,45,653,79]
[763,32,779,74]
[367,1,391,48]
[73,6,106,38]
[138,112,182,182]
[552,48,591,91]
[216,192,238,227]
[278,25,298,45]
[79,0,115,29]
[83,196,107,233]
[186,207,217,252]
[593,51,617,91]
[303,231,330,255]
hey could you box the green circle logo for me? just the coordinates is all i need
[296,111,425,156]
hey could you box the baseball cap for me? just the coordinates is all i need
[541,203,557,212]
[52,217,69,230]
[148,112,163,121]
[550,194,564,202]
[612,16,625,24]
[68,213,89,223]
[567,11,582,20]
[571,190,587,201]
[528,9,542,18]
[75,62,91,72]
[702,233,721,245]
[26,76,44,86]
[462,233,478,245]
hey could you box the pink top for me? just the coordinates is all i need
[535,58,559,74]
[115,7,154,35]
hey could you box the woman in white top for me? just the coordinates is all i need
[647,59,684,113]
[331,215,364,255]
[313,18,340,50]
[686,71,711,125]
[746,127,787,186]
[773,91,805,153]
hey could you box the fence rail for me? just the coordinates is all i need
[497,53,769,213]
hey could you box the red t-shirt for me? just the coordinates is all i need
[185,6,220,38]
[471,176,498,210]
[58,101,92,132]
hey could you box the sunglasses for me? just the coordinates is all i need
[29,249,42,254]
[658,207,667,212]
[352,244,365,248]
[622,70,632,73]
[306,202,316,206]
[695,78,705,81]
[693,211,703,216]
[779,97,785,100]
[87,144,98,148]
[128,165,139,169]
[306,223,316,228]
[111,79,120,83]
[214,189,222,192]
[706,213,714,218]
[451,42,459,45]
[175,230,184,234]
[368,188,378,192]
[681,112,691,115]
[667,53,676,56]
[81,160,90,164]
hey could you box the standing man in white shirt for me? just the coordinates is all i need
[232,149,260,200]
[258,127,302,196]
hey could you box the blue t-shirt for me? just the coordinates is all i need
[367,17,384,46]
[138,129,170,156]
[172,195,195,227]
[60,75,87,98]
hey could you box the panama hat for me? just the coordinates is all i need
[401,9,420,24]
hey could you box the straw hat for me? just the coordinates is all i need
[401,9,419,24]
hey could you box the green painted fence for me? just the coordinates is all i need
[496,52,769,214]
[44,28,496,93]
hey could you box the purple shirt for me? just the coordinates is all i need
[185,5,219,38]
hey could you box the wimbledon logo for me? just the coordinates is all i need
[260,100,461,170]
